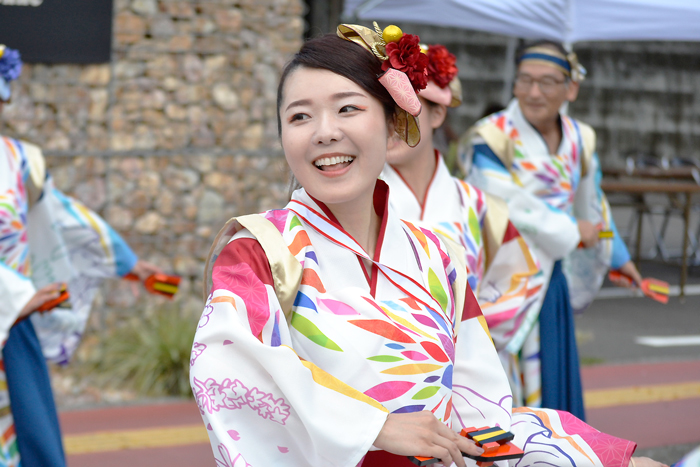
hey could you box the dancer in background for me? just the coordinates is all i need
[0,44,161,467]
[382,42,545,407]
[461,41,641,420]
[191,25,663,467]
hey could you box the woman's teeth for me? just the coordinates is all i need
[314,155,354,168]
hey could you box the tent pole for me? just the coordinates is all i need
[501,37,518,105]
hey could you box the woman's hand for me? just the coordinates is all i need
[18,282,65,320]
[630,456,669,467]
[129,260,163,281]
[611,261,643,288]
[373,411,484,467]
[577,220,600,248]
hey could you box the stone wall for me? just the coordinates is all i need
[0,0,303,326]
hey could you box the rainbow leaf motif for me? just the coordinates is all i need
[348,319,415,343]
[420,341,449,363]
[441,365,453,389]
[412,313,439,329]
[412,386,441,400]
[293,292,317,312]
[364,381,415,402]
[289,215,302,231]
[301,269,326,293]
[291,313,342,351]
[318,298,359,316]
[300,360,386,411]
[467,207,481,245]
[392,404,425,414]
[380,363,443,375]
[367,355,403,362]
[428,269,449,312]
[407,222,430,257]
[401,351,429,361]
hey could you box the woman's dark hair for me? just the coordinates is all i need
[276,33,396,136]
[514,39,568,65]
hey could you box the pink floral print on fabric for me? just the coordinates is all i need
[192,376,291,425]
[191,342,207,366]
[212,262,270,337]
[199,303,215,328]
[215,443,253,467]
[557,410,635,467]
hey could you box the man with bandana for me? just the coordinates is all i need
[461,41,641,421]
[1,45,161,467]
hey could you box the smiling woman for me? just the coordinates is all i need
[189,25,654,467]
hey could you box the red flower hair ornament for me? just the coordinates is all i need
[337,22,428,147]
[382,34,429,92]
[420,43,463,108]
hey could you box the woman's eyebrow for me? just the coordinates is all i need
[332,91,367,100]
[285,92,367,112]
[285,99,311,112]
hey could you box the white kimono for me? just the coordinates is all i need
[191,182,636,467]
[382,154,545,405]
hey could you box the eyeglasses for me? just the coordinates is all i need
[514,74,567,95]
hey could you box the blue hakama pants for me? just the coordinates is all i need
[539,260,586,421]
[3,319,66,467]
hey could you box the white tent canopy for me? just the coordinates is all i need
[343,0,700,43]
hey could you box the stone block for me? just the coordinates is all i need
[130,0,157,16]
[197,190,225,224]
[164,166,200,191]
[240,123,264,150]
[149,15,177,37]
[214,8,242,33]
[88,89,109,121]
[115,12,146,39]
[105,205,134,231]
[80,65,112,86]
[134,212,163,234]
[74,178,107,211]
[210,84,238,110]
[154,188,176,215]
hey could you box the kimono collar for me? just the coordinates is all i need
[509,98,578,157]
[289,182,451,318]
[383,150,442,221]
[384,152,466,230]
[293,180,391,262]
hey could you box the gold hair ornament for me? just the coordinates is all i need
[336,22,425,147]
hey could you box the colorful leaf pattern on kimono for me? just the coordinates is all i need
[364,381,415,402]
[428,268,448,312]
[348,319,416,344]
[290,312,342,351]
[0,138,29,275]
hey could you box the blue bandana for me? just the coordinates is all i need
[517,46,586,82]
